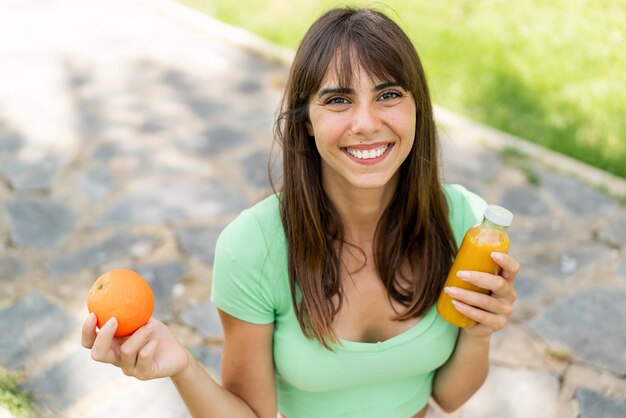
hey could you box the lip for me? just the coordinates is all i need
[342,143,394,165]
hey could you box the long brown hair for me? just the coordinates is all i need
[273,7,457,349]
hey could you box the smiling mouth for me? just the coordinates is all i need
[344,144,391,160]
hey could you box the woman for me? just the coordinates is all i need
[82,7,519,418]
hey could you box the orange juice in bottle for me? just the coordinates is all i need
[437,205,513,327]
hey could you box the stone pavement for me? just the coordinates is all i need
[0,1,625,417]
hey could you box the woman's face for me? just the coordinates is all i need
[307,63,416,196]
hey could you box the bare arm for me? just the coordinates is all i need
[170,349,263,418]
[173,309,276,418]
[432,252,520,412]
[432,331,490,412]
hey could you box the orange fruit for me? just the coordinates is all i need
[87,269,154,337]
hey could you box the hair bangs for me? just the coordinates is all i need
[321,31,409,92]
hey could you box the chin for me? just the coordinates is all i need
[348,175,395,190]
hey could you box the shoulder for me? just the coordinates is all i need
[211,194,288,324]
[442,184,487,245]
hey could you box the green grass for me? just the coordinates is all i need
[0,369,36,418]
[178,0,626,179]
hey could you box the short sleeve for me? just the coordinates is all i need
[211,209,276,324]
[443,184,488,247]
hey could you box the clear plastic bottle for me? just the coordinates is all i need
[437,205,513,327]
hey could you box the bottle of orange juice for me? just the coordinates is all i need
[437,205,513,327]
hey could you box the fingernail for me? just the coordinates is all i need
[86,312,96,324]
[104,317,117,329]
[491,252,503,261]
[444,287,459,296]
[145,319,155,329]
[457,271,470,279]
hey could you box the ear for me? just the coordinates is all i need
[306,120,314,137]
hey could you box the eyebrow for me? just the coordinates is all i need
[317,81,402,98]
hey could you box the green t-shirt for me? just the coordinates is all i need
[211,184,486,418]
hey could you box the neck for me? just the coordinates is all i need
[323,174,398,247]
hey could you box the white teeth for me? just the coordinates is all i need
[346,144,389,160]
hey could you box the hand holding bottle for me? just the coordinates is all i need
[437,205,520,338]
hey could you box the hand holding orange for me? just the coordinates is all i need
[87,269,154,337]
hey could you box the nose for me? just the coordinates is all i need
[350,102,381,137]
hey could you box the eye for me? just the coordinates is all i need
[379,90,403,101]
[325,96,350,105]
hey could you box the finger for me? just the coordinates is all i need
[91,317,119,364]
[452,299,507,331]
[135,339,160,380]
[444,287,513,316]
[119,322,155,373]
[458,271,511,298]
[491,252,520,281]
[82,312,98,349]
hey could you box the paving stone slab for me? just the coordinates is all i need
[0,131,23,156]
[597,215,626,249]
[130,261,186,322]
[238,148,282,190]
[538,169,619,218]
[6,198,75,249]
[508,220,569,251]
[527,287,626,375]
[68,70,90,89]
[45,231,158,277]
[0,156,64,191]
[183,95,224,120]
[176,125,247,156]
[130,153,214,178]
[160,68,194,91]
[180,301,223,340]
[507,219,567,246]
[499,186,551,217]
[90,140,152,162]
[75,100,110,139]
[26,348,120,414]
[77,119,110,142]
[138,117,173,134]
[94,178,248,226]
[77,166,114,202]
[0,292,76,370]
[577,388,626,418]
[176,225,225,265]
[513,271,551,301]
[459,366,559,418]
[235,79,262,94]
[0,252,28,281]
[520,242,608,278]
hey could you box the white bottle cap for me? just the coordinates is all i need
[484,205,513,227]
